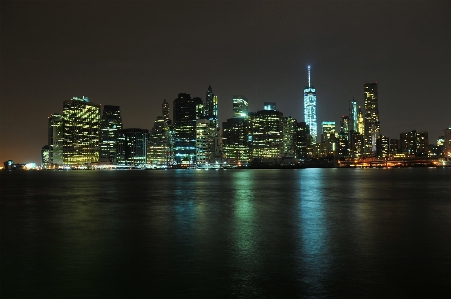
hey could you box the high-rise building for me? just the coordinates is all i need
[376,135,389,158]
[249,109,284,159]
[349,100,358,133]
[195,119,216,165]
[296,122,310,159]
[321,121,336,143]
[364,83,380,155]
[389,139,399,157]
[173,93,203,165]
[162,99,170,124]
[304,65,317,143]
[282,116,297,157]
[48,113,64,166]
[233,96,249,118]
[222,117,250,165]
[116,128,149,166]
[62,96,100,165]
[321,121,336,156]
[205,85,218,126]
[338,116,350,158]
[99,105,122,164]
[357,106,365,134]
[399,130,428,157]
[148,100,173,166]
[203,85,221,161]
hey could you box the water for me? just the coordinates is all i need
[1,168,451,298]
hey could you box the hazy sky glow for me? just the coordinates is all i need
[1,0,450,163]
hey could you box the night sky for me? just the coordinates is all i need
[1,0,450,164]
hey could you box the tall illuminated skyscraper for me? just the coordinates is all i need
[364,83,380,155]
[349,99,358,132]
[304,65,317,142]
[62,96,100,165]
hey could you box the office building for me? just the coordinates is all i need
[116,128,149,166]
[282,116,297,157]
[222,117,250,165]
[357,106,365,134]
[99,105,122,164]
[48,113,64,166]
[173,93,203,165]
[296,122,310,159]
[196,119,216,165]
[364,83,380,155]
[249,109,284,159]
[62,96,100,165]
[148,100,173,166]
[205,85,218,127]
[389,139,399,157]
[376,135,389,158]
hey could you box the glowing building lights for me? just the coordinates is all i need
[304,65,317,143]
[364,83,380,155]
[62,96,100,165]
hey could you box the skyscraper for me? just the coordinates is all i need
[99,105,122,164]
[62,96,100,166]
[205,85,218,127]
[222,117,250,165]
[48,113,63,167]
[248,109,284,159]
[304,65,317,143]
[349,99,358,132]
[173,93,203,165]
[364,83,380,155]
[116,128,149,166]
[204,85,221,161]
[148,99,173,166]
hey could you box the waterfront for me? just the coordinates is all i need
[1,168,451,298]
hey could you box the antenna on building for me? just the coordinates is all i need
[307,65,311,88]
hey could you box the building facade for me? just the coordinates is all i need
[172,93,203,165]
[249,109,284,159]
[116,128,149,166]
[62,96,100,165]
[99,105,122,164]
[304,65,317,143]
[48,113,64,167]
[364,83,380,156]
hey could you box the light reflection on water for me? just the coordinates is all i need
[1,168,451,298]
[298,169,331,296]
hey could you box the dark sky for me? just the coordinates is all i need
[1,0,450,163]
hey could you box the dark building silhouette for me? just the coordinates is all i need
[116,128,148,166]
[173,93,203,165]
[100,105,122,164]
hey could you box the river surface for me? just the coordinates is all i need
[1,168,451,298]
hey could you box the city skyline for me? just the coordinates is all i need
[1,0,450,163]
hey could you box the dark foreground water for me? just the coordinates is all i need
[1,168,451,298]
